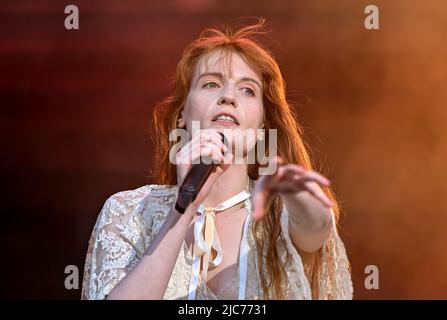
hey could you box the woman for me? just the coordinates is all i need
[81,19,353,300]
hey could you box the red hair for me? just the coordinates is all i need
[151,18,340,299]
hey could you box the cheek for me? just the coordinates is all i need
[183,92,213,133]
[235,101,263,153]
[186,90,215,116]
[244,100,264,128]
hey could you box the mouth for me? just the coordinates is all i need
[212,112,240,126]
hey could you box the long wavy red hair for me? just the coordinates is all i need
[151,18,340,299]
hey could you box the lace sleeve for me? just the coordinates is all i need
[277,206,313,299]
[278,206,353,300]
[316,209,353,299]
[81,188,150,300]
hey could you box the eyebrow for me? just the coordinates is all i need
[196,72,262,90]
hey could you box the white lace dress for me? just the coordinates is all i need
[81,184,353,300]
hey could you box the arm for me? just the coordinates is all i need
[107,203,197,300]
[251,157,334,254]
[108,130,231,299]
[282,182,332,253]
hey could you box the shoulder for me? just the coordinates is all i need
[88,184,179,254]
[96,184,179,227]
[104,184,178,212]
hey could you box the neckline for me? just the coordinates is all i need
[182,197,252,299]
[206,277,239,298]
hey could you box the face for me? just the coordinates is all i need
[179,49,264,156]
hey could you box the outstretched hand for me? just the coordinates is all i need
[251,156,333,222]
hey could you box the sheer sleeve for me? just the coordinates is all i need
[81,187,152,300]
[316,209,353,299]
[276,206,313,299]
[278,206,353,300]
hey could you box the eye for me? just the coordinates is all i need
[241,87,255,96]
[203,82,220,89]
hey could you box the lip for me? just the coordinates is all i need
[211,120,239,128]
[211,112,240,126]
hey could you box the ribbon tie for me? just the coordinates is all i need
[187,189,252,300]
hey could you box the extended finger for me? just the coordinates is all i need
[251,175,274,221]
[250,188,268,222]
[295,169,331,186]
[303,181,333,208]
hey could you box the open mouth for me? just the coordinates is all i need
[212,113,240,126]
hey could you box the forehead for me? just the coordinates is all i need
[193,49,262,82]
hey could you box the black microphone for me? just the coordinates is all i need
[175,132,228,214]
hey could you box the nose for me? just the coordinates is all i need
[217,89,236,107]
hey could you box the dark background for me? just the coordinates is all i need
[1,0,446,299]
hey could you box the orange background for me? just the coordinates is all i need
[1,0,446,299]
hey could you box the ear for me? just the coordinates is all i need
[177,110,186,128]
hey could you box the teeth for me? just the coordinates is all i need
[215,115,236,123]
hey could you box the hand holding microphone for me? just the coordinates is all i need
[175,130,232,215]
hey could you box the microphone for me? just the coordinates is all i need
[175,132,228,214]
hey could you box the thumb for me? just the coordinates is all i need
[250,177,269,221]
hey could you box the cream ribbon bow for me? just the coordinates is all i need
[187,189,252,300]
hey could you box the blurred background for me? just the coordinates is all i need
[1,0,446,299]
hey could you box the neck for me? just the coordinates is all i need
[202,164,249,208]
